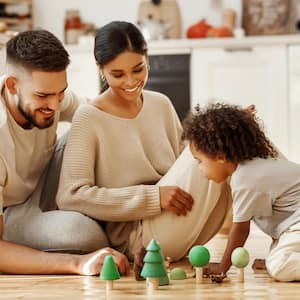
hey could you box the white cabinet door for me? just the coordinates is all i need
[288,46,300,163]
[67,48,99,100]
[191,46,288,157]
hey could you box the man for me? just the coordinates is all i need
[0,30,129,274]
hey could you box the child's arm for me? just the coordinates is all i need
[206,220,251,275]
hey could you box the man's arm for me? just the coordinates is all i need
[206,220,251,275]
[0,216,129,275]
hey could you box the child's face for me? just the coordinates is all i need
[189,142,237,183]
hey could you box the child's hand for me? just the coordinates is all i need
[203,262,224,276]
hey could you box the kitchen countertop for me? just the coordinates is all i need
[66,34,300,55]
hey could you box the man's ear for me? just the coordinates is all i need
[5,76,17,95]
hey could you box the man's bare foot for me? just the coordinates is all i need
[133,247,146,281]
[252,258,266,270]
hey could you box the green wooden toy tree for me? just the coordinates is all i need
[100,255,120,291]
[188,245,210,283]
[231,247,250,282]
[141,239,167,290]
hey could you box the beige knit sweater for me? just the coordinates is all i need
[0,73,84,214]
[56,90,183,252]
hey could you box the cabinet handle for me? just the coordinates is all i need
[223,47,253,52]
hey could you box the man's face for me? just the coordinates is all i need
[14,70,68,129]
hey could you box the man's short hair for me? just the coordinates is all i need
[6,29,70,72]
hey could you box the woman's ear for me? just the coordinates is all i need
[98,66,106,82]
[5,76,17,95]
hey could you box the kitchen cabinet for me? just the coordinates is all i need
[191,46,289,158]
[288,46,300,164]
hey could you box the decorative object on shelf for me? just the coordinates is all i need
[242,0,297,36]
[223,8,236,30]
[138,14,172,41]
[137,0,182,39]
[186,19,212,39]
[64,9,84,44]
[0,0,33,32]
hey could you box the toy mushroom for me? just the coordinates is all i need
[231,247,250,283]
[188,245,210,283]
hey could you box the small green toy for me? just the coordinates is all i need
[100,255,120,291]
[170,267,187,280]
[188,245,210,283]
[231,247,250,282]
[141,239,167,290]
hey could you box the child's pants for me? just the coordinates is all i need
[266,221,300,281]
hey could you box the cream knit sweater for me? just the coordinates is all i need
[56,90,183,251]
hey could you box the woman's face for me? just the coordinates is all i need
[101,51,148,103]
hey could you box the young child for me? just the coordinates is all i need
[183,103,300,282]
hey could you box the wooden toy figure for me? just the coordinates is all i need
[141,239,167,290]
[100,255,120,291]
[231,247,250,283]
[188,245,210,283]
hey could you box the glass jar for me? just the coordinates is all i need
[64,10,83,44]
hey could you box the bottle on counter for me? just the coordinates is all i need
[64,10,83,44]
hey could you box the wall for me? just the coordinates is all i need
[33,0,242,41]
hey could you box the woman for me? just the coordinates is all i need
[56,21,231,262]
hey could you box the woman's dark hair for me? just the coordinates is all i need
[94,21,148,93]
[6,29,70,72]
[183,102,278,163]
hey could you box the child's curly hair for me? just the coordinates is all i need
[182,103,278,163]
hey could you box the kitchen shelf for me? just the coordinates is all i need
[0,0,33,31]
[0,17,32,25]
[0,0,32,5]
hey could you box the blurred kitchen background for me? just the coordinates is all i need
[1,0,300,163]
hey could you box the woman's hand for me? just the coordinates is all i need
[76,247,130,276]
[159,186,194,216]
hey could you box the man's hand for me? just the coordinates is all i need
[159,186,194,216]
[77,247,130,276]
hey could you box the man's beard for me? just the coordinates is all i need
[17,93,54,129]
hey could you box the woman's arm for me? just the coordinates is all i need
[57,104,193,221]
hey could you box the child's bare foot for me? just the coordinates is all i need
[252,258,266,270]
[133,246,146,281]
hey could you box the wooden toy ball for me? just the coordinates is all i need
[188,245,210,267]
[231,247,250,268]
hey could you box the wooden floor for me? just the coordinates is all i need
[1,224,299,299]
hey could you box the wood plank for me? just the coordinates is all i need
[0,225,298,299]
